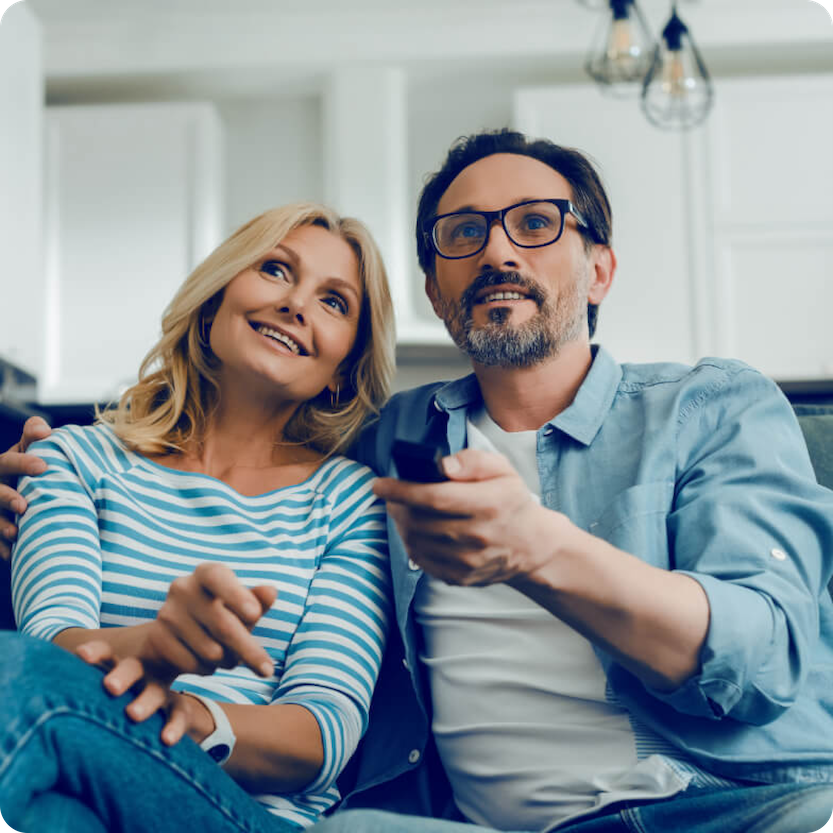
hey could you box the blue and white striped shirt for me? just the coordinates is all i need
[12,423,390,830]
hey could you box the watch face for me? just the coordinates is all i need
[208,743,231,763]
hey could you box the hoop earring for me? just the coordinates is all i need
[330,384,340,409]
[199,317,212,346]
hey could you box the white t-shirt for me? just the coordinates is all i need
[414,408,691,832]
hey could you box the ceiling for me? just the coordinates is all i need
[21,0,833,101]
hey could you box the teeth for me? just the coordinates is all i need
[256,325,300,354]
[482,291,525,303]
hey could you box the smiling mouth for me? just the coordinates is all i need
[475,290,531,305]
[249,322,307,355]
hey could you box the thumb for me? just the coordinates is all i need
[440,448,517,482]
[251,584,277,615]
[19,416,52,453]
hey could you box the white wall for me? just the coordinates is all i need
[0,3,43,377]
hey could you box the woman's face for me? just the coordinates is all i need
[209,223,363,406]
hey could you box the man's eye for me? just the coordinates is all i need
[260,260,290,280]
[452,222,484,240]
[522,214,553,231]
[323,295,348,315]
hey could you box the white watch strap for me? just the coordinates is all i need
[189,693,236,766]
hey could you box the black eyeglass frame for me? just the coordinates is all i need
[424,198,593,260]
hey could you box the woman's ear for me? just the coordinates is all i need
[587,246,616,305]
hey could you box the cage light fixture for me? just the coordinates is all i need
[641,4,714,130]
[584,0,656,94]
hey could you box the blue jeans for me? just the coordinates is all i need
[0,632,297,833]
[314,785,833,833]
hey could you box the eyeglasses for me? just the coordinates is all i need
[425,199,591,260]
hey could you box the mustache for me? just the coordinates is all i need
[460,270,546,314]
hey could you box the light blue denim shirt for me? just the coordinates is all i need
[339,346,833,819]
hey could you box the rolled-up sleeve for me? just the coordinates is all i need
[652,367,833,722]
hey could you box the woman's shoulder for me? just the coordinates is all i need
[311,454,379,497]
[42,422,135,471]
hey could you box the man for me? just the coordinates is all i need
[3,129,833,833]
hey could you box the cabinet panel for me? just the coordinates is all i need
[709,76,833,227]
[41,103,223,404]
[716,234,833,379]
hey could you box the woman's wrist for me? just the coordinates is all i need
[182,692,217,743]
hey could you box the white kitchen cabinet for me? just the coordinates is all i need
[40,102,223,404]
[514,74,833,381]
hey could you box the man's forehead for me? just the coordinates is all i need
[437,153,573,214]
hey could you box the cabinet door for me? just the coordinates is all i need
[41,103,223,404]
[703,75,833,380]
[514,85,695,366]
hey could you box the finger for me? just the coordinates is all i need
[0,540,10,562]
[0,450,48,481]
[155,606,228,672]
[19,417,53,454]
[251,584,277,615]
[202,598,273,678]
[161,697,190,746]
[75,639,118,668]
[126,679,169,723]
[0,482,29,515]
[194,562,269,628]
[102,655,147,698]
[439,448,517,481]
[373,478,478,514]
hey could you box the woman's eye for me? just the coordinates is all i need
[260,260,290,281]
[322,294,348,315]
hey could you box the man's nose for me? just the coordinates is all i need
[477,219,520,270]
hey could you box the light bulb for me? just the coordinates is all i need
[585,0,655,94]
[641,9,714,130]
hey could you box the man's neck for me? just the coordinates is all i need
[471,340,594,433]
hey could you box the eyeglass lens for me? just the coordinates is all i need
[434,201,565,257]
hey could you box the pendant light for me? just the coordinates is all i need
[641,4,714,130]
[585,0,655,94]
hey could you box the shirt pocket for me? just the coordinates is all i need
[588,481,675,567]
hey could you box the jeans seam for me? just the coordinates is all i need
[620,806,650,833]
[1,705,266,833]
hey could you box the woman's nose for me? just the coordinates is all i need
[277,291,307,325]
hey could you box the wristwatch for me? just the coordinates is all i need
[188,693,236,766]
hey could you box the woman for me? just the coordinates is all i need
[0,202,395,833]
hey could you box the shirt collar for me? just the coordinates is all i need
[428,345,622,447]
[550,345,622,446]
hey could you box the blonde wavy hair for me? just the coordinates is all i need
[99,203,396,457]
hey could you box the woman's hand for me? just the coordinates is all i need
[75,640,216,746]
[0,416,51,560]
[140,562,277,680]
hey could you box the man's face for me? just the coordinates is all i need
[426,153,597,368]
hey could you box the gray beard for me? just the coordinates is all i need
[436,270,586,369]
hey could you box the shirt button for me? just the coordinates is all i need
[408,558,420,571]
[408,749,421,764]
[402,657,410,671]
[433,399,443,412]
[770,548,787,561]
[543,425,555,436]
